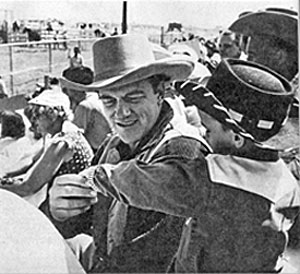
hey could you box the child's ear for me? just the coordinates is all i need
[233,133,245,149]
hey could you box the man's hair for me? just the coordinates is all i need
[147,74,171,97]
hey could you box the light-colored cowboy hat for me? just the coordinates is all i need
[60,34,194,91]
[168,43,211,81]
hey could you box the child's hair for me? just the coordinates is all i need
[0,110,25,139]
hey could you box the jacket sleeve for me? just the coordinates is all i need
[93,136,212,217]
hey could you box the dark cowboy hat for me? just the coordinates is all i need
[175,59,294,149]
[60,34,194,91]
[229,8,298,49]
[62,66,94,87]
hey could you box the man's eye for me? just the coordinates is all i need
[102,98,116,107]
[125,95,144,104]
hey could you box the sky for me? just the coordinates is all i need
[0,0,298,29]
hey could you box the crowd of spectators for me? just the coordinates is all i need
[0,6,299,274]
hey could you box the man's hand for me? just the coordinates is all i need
[49,174,98,222]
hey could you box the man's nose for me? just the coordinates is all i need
[115,100,131,118]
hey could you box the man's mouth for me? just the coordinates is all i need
[115,120,137,128]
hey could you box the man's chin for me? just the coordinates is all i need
[118,133,141,147]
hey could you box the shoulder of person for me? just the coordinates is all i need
[151,127,209,160]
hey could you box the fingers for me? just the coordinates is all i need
[49,174,98,221]
[54,206,92,220]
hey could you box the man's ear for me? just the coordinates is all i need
[233,133,245,149]
[157,94,164,106]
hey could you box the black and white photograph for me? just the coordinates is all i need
[0,0,299,273]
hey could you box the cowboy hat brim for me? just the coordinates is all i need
[60,57,194,92]
[263,117,299,151]
[229,11,298,48]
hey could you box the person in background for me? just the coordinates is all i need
[0,110,25,151]
[203,40,221,73]
[217,30,247,59]
[61,66,111,153]
[68,46,84,69]
[0,76,8,99]
[0,109,43,178]
[0,88,94,239]
[229,7,298,82]
[229,6,300,251]
[163,43,210,135]
[48,34,211,273]
[111,27,118,36]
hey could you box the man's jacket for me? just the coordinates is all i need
[93,127,300,272]
[90,101,210,273]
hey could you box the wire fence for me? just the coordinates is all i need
[0,38,97,97]
[0,29,212,97]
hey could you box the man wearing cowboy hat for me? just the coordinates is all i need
[49,34,211,272]
[69,58,300,272]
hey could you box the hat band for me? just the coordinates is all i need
[94,67,136,82]
[228,109,275,129]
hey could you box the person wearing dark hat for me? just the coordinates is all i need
[229,8,298,82]
[69,58,300,273]
[61,66,111,153]
[68,46,84,69]
[229,7,300,249]
[171,59,300,273]
[217,30,248,60]
[49,34,211,272]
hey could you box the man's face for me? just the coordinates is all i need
[218,34,241,59]
[35,114,53,135]
[99,79,162,149]
[198,110,236,154]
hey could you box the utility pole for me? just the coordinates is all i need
[121,1,127,34]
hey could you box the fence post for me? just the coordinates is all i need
[48,42,52,73]
[160,26,164,46]
[8,45,14,95]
